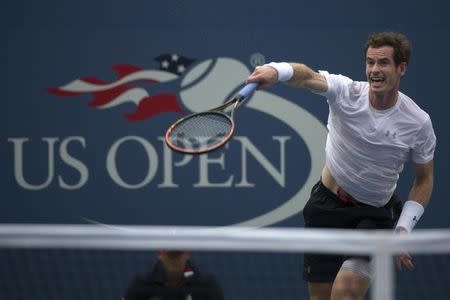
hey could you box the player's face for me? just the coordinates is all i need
[366,46,406,95]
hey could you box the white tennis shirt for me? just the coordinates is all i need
[317,72,436,207]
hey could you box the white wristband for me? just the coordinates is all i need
[265,62,294,82]
[395,200,425,233]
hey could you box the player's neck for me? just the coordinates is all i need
[369,90,398,110]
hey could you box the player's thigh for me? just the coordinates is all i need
[308,282,333,300]
[331,269,369,300]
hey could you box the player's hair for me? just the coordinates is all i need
[365,32,411,65]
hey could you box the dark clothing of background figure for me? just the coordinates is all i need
[124,259,224,300]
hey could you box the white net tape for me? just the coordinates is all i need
[1,224,450,300]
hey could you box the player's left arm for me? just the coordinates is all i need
[395,160,434,270]
[408,160,434,208]
[396,160,434,233]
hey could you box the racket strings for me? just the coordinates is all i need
[168,112,233,152]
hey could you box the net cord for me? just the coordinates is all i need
[0,224,449,254]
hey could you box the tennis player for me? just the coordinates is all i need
[246,32,436,300]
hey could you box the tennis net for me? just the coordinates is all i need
[1,224,450,300]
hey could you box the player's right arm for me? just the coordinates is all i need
[246,62,328,93]
[286,63,328,93]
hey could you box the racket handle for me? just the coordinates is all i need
[237,82,259,99]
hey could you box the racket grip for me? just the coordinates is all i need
[238,82,259,98]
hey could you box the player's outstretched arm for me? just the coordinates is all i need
[247,62,327,93]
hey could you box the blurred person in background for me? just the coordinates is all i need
[124,250,223,300]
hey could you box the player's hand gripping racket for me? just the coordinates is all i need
[165,82,259,154]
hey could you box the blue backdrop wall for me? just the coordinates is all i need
[2,0,450,299]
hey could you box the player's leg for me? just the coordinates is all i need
[308,282,333,300]
[331,259,370,300]
[303,181,349,300]
[329,200,400,300]
[304,252,342,300]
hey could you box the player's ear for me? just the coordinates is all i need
[399,62,407,76]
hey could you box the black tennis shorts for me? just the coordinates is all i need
[302,180,402,283]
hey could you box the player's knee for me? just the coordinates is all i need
[331,279,360,300]
[331,267,369,300]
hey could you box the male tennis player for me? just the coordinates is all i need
[246,32,436,300]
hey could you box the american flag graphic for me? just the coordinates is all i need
[48,54,195,121]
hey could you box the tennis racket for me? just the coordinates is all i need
[165,82,259,154]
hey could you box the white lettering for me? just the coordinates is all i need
[194,147,233,187]
[234,136,289,187]
[58,137,89,190]
[157,137,193,188]
[8,137,58,190]
[106,136,158,189]
[8,135,291,190]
